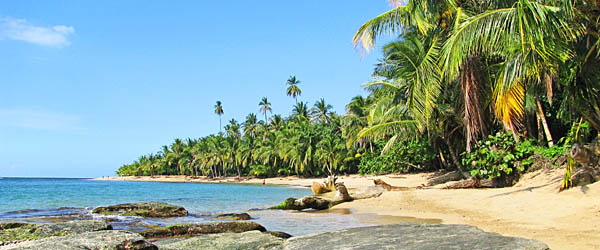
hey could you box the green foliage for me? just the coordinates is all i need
[358,140,436,174]
[462,132,535,180]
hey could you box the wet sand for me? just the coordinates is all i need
[93,169,600,249]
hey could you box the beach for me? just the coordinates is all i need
[93,168,600,249]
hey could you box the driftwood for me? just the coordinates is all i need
[444,178,495,189]
[426,171,467,186]
[272,183,384,211]
[373,179,412,191]
[311,175,338,195]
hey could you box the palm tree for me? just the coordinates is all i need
[292,101,309,119]
[286,75,302,104]
[214,101,224,134]
[310,98,334,123]
[259,97,272,123]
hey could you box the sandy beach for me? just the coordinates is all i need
[92,169,600,249]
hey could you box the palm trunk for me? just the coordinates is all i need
[444,137,463,173]
[219,116,222,134]
[536,99,554,147]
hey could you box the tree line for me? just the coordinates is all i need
[119,0,599,186]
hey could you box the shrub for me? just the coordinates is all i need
[462,132,536,181]
[358,140,436,175]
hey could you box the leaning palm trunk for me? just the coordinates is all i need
[536,99,554,147]
[461,57,488,152]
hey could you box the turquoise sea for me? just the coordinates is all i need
[0,178,372,235]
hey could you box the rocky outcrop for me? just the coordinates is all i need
[92,202,188,217]
[0,220,111,244]
[156,230,283,250]
[266,231,293,239]
[139,222,266,239]
[283,223,549,250]
[215,212,252,220]
[2,230,157,250]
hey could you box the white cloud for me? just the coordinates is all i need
[0,17,75,47]
[0,108,85,131]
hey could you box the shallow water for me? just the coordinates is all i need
[0,178,398,235]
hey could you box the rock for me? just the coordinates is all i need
[139,227,172,238]
[283,223,549,250]
[266,231,293,239]
[92,202,188,218]
[215,212,252,220]
[140,222,267,239]
[1,230,157,250]
[0,220,111,244]
[0,223,27,231]
[156,230,283,250]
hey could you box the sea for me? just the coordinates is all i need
[0,178,373,235]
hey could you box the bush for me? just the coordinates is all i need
[462,132,535,181]
[358,140,436,175]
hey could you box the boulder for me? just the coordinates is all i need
[155,230,283,250]
[215,212,252,220]
[1,230,157,250]
[92,202,188,218]
[140,222,267,239]
[283,223,549,250]
[0,220,111,244]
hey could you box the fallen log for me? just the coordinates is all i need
[272,183,384,211]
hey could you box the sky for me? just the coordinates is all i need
[0,1,395,177]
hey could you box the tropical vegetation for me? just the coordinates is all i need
[118,0,599,189]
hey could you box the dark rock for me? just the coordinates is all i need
[271,197,331,210]
[283,223,549,250]
[92,202,188,218]
[0,220,111,244]
[267,231,293,239]
[156,230,283,250]
[139,227,173,238]
[215,212,252,220]
[140,222,267,239]
[0,223,27,231]
[1,230,157,250]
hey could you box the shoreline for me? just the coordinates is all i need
[92,170,600,250]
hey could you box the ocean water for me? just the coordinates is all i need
[0,178,373,235]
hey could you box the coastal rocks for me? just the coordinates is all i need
[92,202,188,218]
[2,230,157,250]
[283,223,549,250]
[156,230,283,250]
[215,212,252,220]
[0,220,111,244]
[266,231,293,239]
[139,222,267,238]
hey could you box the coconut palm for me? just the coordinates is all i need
[214,101,224,134]
[286,75,302,104]
[310,98,334,123]
[259,97,272,123]
[292,101,309,119]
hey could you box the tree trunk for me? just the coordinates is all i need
[536,99,554,147]
[444,137,464,174]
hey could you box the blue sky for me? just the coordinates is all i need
[0,1,394,177]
